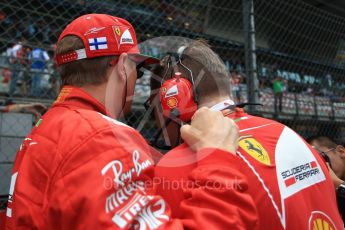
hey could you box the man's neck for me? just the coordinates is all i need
[81,84,106,105]
[198,96,234,109]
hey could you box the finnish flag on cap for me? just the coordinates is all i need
[88,37,108,51]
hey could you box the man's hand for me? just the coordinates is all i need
[8,103,47,122]
[180,107,239,154]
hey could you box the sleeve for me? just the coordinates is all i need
[177,148,258,230]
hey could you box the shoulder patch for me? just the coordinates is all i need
[239,136,271,166]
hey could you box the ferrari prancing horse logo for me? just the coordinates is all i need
[239,137,271,166]
[114,26,121,36]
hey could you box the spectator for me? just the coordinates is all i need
[24,19,36,41]
[304,86,314,95]
[259,77,272,93]
[28,47,50,97]
[0,44,11,68]
[307,136,345,223]
[0,10,6,34]
[19,45,31,96]
[7,41,26,97]
[273,75,284,113]
[1,67,11,81]
[325,73,333,89]
[0,99,46,122]
[230,69,241,103]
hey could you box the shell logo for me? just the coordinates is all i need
[167,97,178,108]
[309,211,336,230]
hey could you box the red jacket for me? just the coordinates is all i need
[5,86,257,229]
[155,109,344,230]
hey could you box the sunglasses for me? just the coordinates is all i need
[312,146,334,169]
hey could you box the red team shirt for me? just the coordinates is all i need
[155,108,344,230]
[5,87,259,229]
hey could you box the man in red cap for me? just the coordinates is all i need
[4,14,254,229]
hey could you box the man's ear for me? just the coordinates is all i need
[117,53,128,82]
[336,145,345,158]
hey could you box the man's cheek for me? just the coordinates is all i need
[331,162,342,177]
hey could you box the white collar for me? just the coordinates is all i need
[210,99,235,111]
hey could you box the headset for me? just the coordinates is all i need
[148,46,199,150]
[150,46,263,150]
[159,46,198,123]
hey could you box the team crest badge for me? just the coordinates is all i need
[114,26,121,36]
[239,136,271,165]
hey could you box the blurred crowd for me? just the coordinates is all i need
[0,41,59,98]
[1,6,345,108]
[1,41,345,113]
[0,10,60,45]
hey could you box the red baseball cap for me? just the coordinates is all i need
[55,14,158,66]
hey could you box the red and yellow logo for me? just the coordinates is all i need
[54,86,72,104]
[309,212,336,230]
[167,97,178,108]
[114,26,121,36]
[239,136,271,166]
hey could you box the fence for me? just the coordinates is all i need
[0,112,33,209]
[1,0,345,207]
